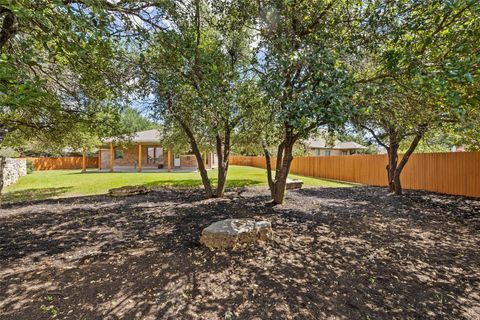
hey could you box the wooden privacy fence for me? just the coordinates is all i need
[230,152,480,197]
[25,157,98,171]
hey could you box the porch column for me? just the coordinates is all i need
[82,147,86,173]
[203,151,207,168]
[98,146,101,170]
[167,147,171,172]
[138,144,142,172]
[109,143,113,172]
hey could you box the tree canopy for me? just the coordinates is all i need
[135,0,261,198]
[351,0,480,194]
[256,0,355,203]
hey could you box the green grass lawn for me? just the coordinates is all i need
[3,165,354,203]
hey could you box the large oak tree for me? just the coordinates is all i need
[352,0,480,194]
[256,0,353,204]
[137,0,259,198]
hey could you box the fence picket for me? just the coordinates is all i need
[230,153,480,197]
[24,157,99,171]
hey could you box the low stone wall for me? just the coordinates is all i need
[3,158,27,187]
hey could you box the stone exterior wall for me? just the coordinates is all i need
[2,158,27,187]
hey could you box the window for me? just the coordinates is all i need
[325,150,331,156]
[315,149,321,156]
[147,147,163,164]
[174,154,180,166]
[342,151,348,156]
[115,149,124,160]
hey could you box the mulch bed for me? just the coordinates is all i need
[0,186,479,320]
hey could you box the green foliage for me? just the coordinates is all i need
[140,0,260,149]
[0,147,19,158]
[133,0,266,197]
[257,0,354,143]
[352,0,480,151]
[39,304,58,318]
[119,107,156,134]
[159,122,191,154]
[26,160,34,174]
[0,1,129,153]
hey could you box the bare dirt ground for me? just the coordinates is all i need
[0,186,479,320]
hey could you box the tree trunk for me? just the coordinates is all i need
[0,8,17,52]
[392,131,425,195]
[0,156,6,206]
[215,131,231,198]
[262,141,275,198]
[271,142,294,204]
[167,96,214,198]
[386,143,399,192]
[216,165,227,197]
[393,172,402,195]
[263,131,296,205]
[274,142,285,181]
[191,142,214,198]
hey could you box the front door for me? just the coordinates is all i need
[174,154,181,167]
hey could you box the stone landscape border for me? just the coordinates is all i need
[2,159,27,187]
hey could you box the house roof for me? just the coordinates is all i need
[305,138,367,150]
[103,129,162,143]
[334,141,368,150]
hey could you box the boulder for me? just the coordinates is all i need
[286,178,303,190]
[200,219,272,249]
[108,185,150,197]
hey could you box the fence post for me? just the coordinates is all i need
[81,148,86,173]
[109,143,114,172]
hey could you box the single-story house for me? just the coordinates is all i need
[304,138,367,156]
[95,129,217,172]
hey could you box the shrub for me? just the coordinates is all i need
[26,160,34,174]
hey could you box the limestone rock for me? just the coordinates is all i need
[2,158,27,187]
[286,178,303,190]
[108,185,150,197]
[200,219,272,249]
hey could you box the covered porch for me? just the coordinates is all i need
[80,130,217,173]
[95,167,199,173]
[80,144,216,173]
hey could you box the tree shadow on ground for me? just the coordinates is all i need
[0,186,479,320]
[1,187,73,204]
[142,179,262,188]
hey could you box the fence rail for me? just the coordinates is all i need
[230,152,480,197]
[24,157,98,171]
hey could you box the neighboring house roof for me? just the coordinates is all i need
[306,138,330,149]
[103,129,162,143]
[452,146,465,152]
[376,146,387,154]
[334,141,367,150]
[305,138,367,150]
